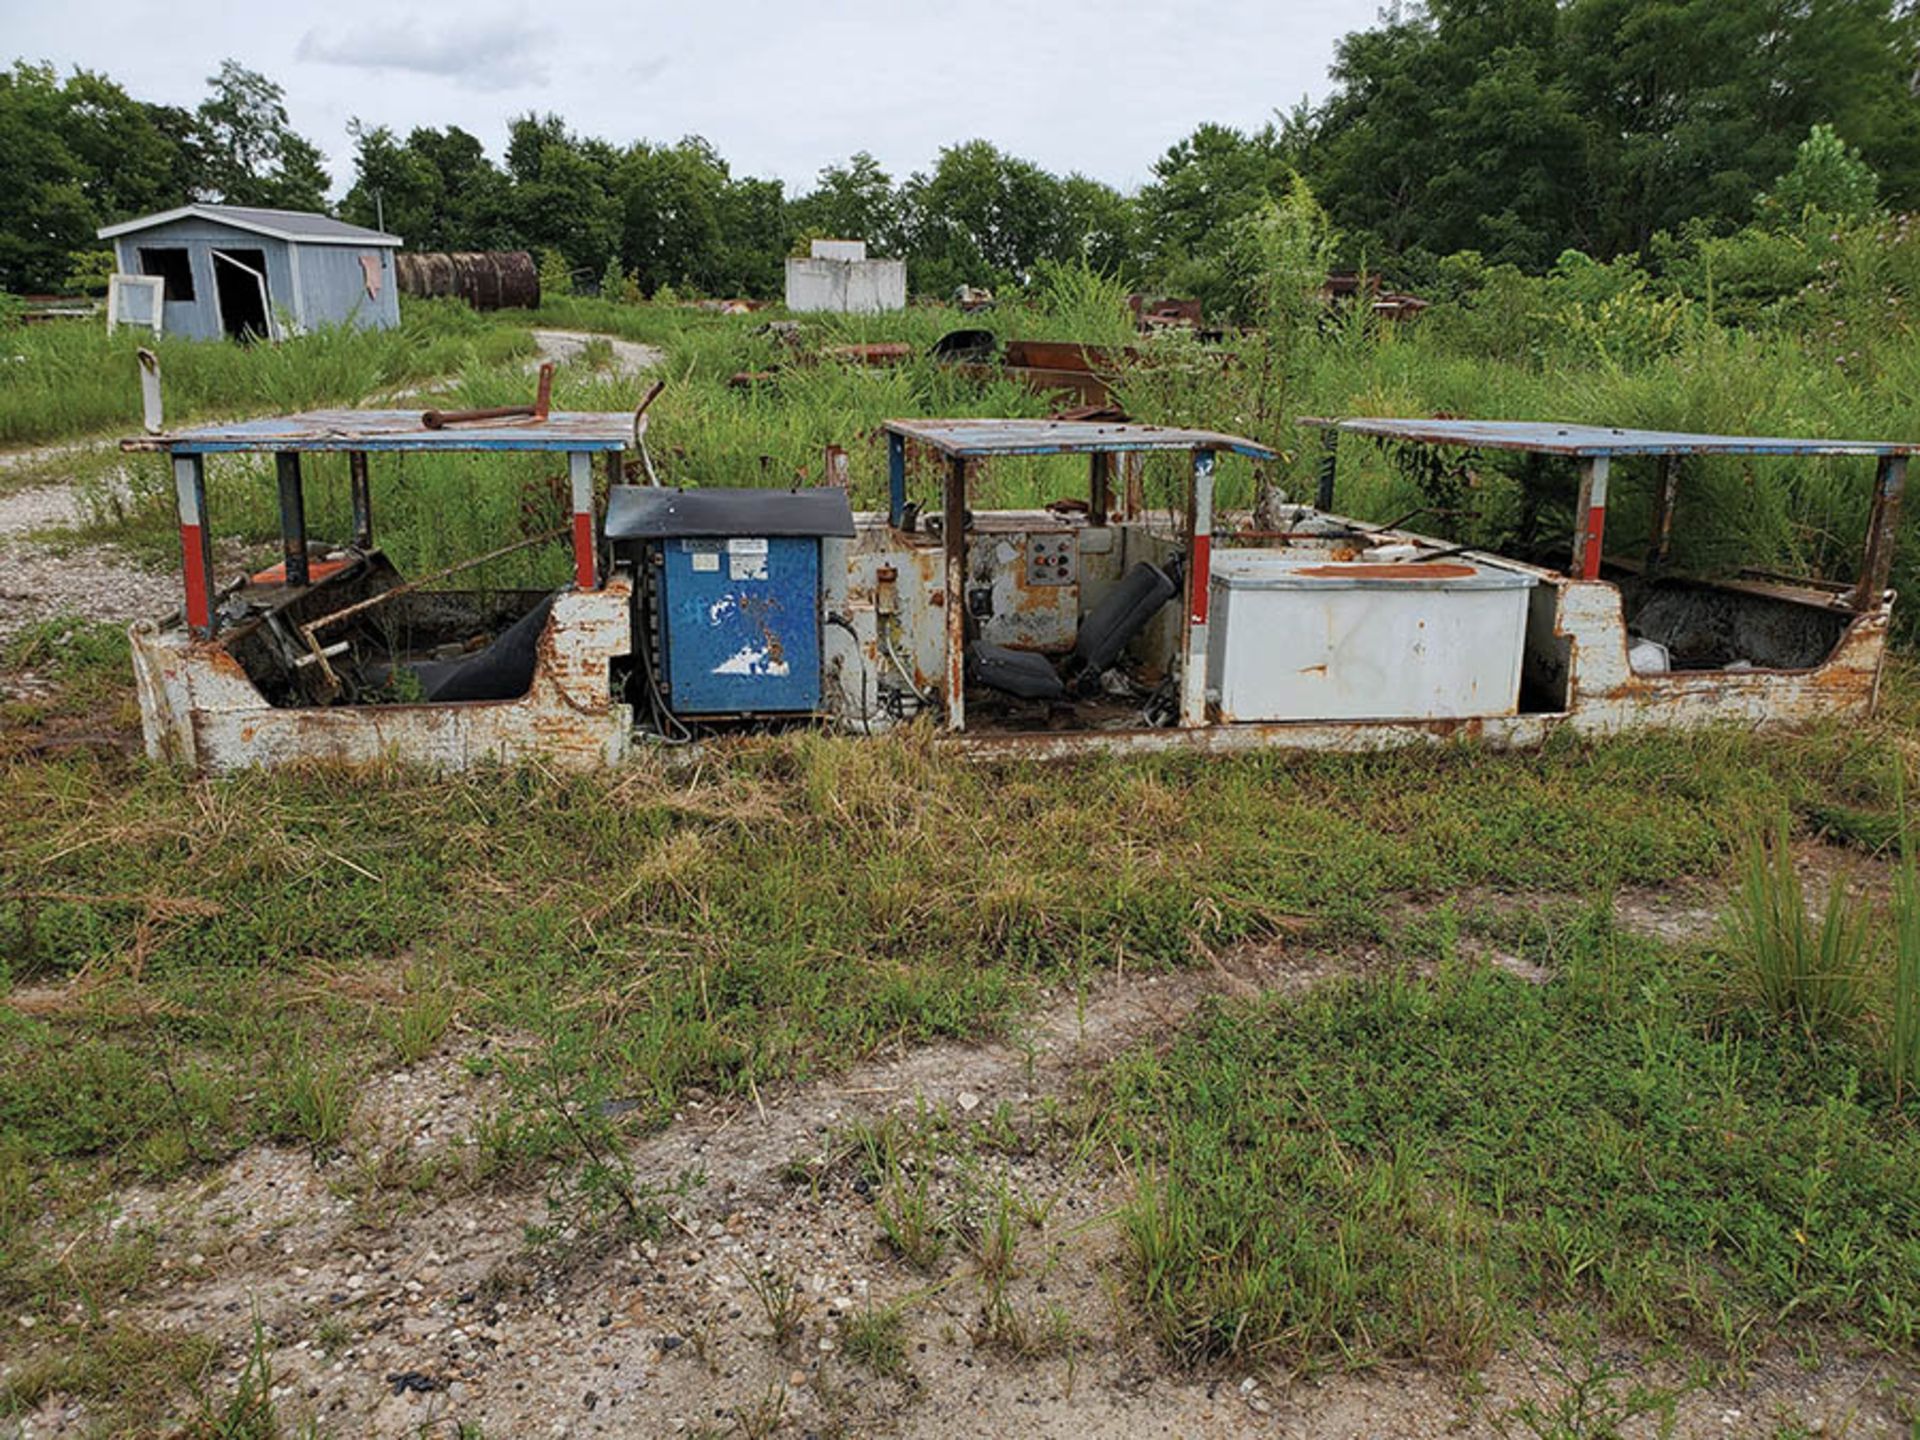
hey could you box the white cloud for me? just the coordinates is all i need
[296,16,555,92]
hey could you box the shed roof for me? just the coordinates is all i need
[1319,418,1917,459]
[123,410,632,455]
[884,418,1277,461]
[98,204,401,248]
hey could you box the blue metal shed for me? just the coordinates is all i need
[97,204,402,341]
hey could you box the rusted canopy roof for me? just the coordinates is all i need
[885,418,1277,460]
[123,410,634,454]
[1321,418,1917,458]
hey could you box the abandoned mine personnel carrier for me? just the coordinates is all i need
[124,405,1910,772]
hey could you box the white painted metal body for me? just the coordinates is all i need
[1204,553,1534,722]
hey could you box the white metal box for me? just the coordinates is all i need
[1206,553,1534,722]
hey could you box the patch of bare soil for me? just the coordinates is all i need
[7,943,1915,1438]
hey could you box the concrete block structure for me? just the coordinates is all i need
[785,238,906,314]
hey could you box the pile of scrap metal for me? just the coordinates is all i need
[726,324,913,389]
[125,379,1910,772]
[1321,270,1430,321]
[930,333,1140,408]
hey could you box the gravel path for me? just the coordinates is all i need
[529,329,664,378]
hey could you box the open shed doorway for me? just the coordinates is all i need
[212,248,272,341]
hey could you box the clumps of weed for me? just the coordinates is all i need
[376,964,458,1066]
[263,1057,355,1156]
[1721,818,1869,1041]
[1104,901,1920,1370]
[840,1302,909,1377]
[485,1004,703,1258]
[1491,1321,1689,1440]
[737,1261,808,1351]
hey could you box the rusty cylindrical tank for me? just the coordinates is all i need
[395,252,540,310]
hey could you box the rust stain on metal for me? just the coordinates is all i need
[1293,561,1478,580]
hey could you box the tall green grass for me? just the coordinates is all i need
[1105,904,1920,1369]
[1721,818,1870,1041]
[0,299,534,447]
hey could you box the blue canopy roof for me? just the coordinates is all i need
[1321,418,1916,459]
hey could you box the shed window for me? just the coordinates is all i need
[138,247,195,302]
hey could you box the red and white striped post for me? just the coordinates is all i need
[1180,448,1215,727]
[174,454,216,637]
[568,451,597,589]
[1572,455,1610,580]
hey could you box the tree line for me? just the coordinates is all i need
[4,0,1917,306]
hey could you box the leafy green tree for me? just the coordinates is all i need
[900,140,1072,296]
[0,63,92,290]
[193,60,328,211]
[1140,121,1298,268]
[1759,124,1882,225]
[505,114,619,278]
[340,122,438,241]
[791,151,900,252]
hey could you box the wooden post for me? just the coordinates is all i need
[275,451,308,586]
[1854,455,1907,611]
[944,456,968,732]
[1646,454,1678,570]
[1122,451,1145,519]
[1089,451,1112,523]
[1316,427,1338,510]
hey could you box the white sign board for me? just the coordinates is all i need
[106,274,164,335]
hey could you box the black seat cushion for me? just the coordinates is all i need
[967,642,1066,701]
[408,594,556,703]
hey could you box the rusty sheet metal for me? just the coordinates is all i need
[949,361,1117,407]
[824,342,914,365]
[124,410,635,454]
[885,419,1276,461]
[1547,579,1886,732]
[948,712,1557,760]
[1318,418,1919,458]
[395,251,539,310]
[129,580,634,773]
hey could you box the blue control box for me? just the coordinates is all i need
[656,536,822,714]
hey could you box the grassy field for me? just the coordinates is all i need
[0,298,534,449]
[40,258,1920,621]
[5,280,1920,1431]
[5,623,1920,1389]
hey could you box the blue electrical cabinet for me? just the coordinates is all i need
[603,484,856,719]
[659,536,822,714]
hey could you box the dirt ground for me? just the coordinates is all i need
[5,905,1915,1438]
[4,335,1917,1433]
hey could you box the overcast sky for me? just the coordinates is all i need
[10,0,1383,198]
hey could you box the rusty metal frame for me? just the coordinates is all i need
[1306,417,1913,603]
[881,420,1280,734]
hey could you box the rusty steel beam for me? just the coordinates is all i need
[276,451,309,587]
[349,450,373,550]
[1854,455,1907,612]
